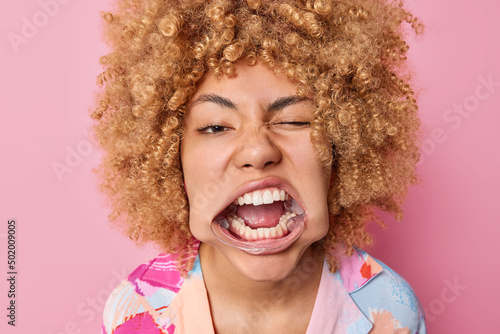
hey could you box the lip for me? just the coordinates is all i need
[214,176,307,220]
[211,176,308,255]
[211,212,306,255]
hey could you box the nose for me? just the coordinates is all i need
[233,127,282,170]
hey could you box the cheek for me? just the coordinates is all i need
[288,141,329,186]
[188,219,207,241]
[182,142,210,187]
[180,142,202,205]
[296,143,331,216]
[181,144,232,216]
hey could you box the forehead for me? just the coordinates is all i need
[190,61,299,104]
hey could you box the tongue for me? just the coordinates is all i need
[236,202,284,229]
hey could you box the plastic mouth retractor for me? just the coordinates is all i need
[211,201,305,254]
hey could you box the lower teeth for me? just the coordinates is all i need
[227,211,297,241]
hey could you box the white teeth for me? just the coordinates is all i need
[273,190,280,201]
[234,188,292,206]
[263,190,273,204]
[244,193,253,205]
[270,228,277,238]
[264,228,270,238]
[239,225,246,235]
[257,228,264,238]
[252,192,264,206]
[244,226,252,240]
[280,190,286,201]
[275,224,283,237]
[226,211,299,242]
[279,221,287,231]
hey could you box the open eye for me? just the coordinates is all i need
[197,124,231,134]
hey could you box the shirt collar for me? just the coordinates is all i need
[135,243,382,333]
[337,247,384,293]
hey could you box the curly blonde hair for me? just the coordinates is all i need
[92,0,422,273]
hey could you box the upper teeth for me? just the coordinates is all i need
[235,188,289,206]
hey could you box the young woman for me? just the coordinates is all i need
[92,0,426,333]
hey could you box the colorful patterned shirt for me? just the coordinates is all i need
[102,242,426,333]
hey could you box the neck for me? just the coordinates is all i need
[199,243,324,315]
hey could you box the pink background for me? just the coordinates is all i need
[1,0,498,332]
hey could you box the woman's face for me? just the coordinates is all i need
[181,61,331,281]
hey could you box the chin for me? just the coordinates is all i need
[209,226,327,283]
[232,248,305,282]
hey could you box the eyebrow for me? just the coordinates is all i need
[267,96,310,113]
[190,94,310,112]
[190,94,237,110]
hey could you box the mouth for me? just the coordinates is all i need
[211,187,306,255]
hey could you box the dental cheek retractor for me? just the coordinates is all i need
[210,201,305,254]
